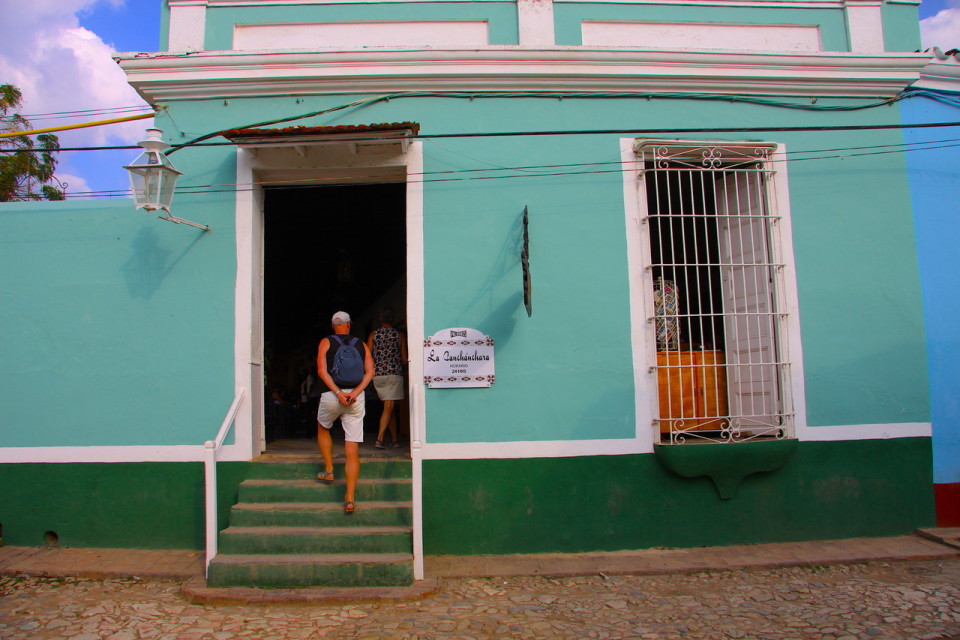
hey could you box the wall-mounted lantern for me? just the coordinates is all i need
[124,128,209,231]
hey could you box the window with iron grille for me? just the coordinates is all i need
[634,141,795,444]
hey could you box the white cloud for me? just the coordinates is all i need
[0,1,151,194]
[56,172,93,197]
[921,8,960,51]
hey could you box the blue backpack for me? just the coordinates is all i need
[329,335,365,386]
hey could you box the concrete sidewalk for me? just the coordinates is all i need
[424,529,960,578]
[1,529,957,582]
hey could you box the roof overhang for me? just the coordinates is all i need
[222,123,420,156]
[221,123,420,186]
[116,47,932,102]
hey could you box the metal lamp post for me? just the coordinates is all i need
[124,128,209,231]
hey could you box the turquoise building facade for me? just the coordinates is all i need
[0,0,941,561]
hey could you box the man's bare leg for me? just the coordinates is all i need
[344,440,360,507]
[317,423,334,476]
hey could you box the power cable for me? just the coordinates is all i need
[17,106,153,121]
[7,120,960,154]
[160,87,960,154]
[61,138,960,199]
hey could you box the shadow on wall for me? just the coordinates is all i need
[121,225,205,299]
[476,292,523,351]
[452,208,527,348]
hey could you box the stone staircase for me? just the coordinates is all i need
[206,457,414,589]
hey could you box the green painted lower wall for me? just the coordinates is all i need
[0,462,251,550]
[423,438,936,555]
[0,439,935,553]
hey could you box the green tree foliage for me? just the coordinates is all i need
[1,84,65,202]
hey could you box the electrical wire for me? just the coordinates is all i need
[165,94,388,155]
[6,120,960,154]
[5,88,955,197]
[160,88,960,154]
[16,105,154,122]
[5,87,959,152]
[161,90,906,154]
[60,137,960,199]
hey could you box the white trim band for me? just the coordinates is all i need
[422,423,932,459]
[0,422,930,463]
[119,48,931,100]
[0,443,251,464]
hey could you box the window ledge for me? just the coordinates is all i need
[654,438,798,500]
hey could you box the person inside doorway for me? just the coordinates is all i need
[315,311,374,513]
[366,307,408,449]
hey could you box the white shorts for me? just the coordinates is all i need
[373,375,405,401]
[317,390,365,442]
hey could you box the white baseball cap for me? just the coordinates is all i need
[331,311,351,325]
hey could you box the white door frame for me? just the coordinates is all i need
[230,142,426,462]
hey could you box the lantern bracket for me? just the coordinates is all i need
[124,128,210,232]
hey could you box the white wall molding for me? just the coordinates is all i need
[620,138,659,455]
[913,55,960,91]
[234,21,490,50]
[235,148,262,460]
[518,0,556,47]
[424,439,653,460]
[205,0,877,6]
[0,443,250,464]
[119,48,929,100]
[844,0,885,53]
[168,0,209,52]
[211,0,510,4]
[420,422,932,460]
[559,0,855,5]
[0,421,930,464]
[582,20,822,52]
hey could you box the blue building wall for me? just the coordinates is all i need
[902,90,960,498]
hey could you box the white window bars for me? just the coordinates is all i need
[635,141,794,444]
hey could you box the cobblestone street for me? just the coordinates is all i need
[2,557,958,640]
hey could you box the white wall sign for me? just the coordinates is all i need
[424,328,495,388]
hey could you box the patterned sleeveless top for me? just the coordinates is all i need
[371,327,404,376]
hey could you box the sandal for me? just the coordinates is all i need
[390,440,401,448]
[374,439,386,449]
[316,471,334,484]
[344,501,356,514]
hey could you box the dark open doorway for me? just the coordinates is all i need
[262,182,407,445]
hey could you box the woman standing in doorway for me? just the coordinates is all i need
[366,308,408,449]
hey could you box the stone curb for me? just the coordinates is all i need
[0,546,203,580]
[423,532,960,579]
[180,574,441,605]
[3,529,959,605]
[916,527,960,550]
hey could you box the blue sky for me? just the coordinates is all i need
[921,0,953,17]
[71,0,161,197]
[1,0,957,198]
[78,0,160,53]
[0,0,162,198]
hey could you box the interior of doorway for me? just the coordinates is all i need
[262,181,408,453]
